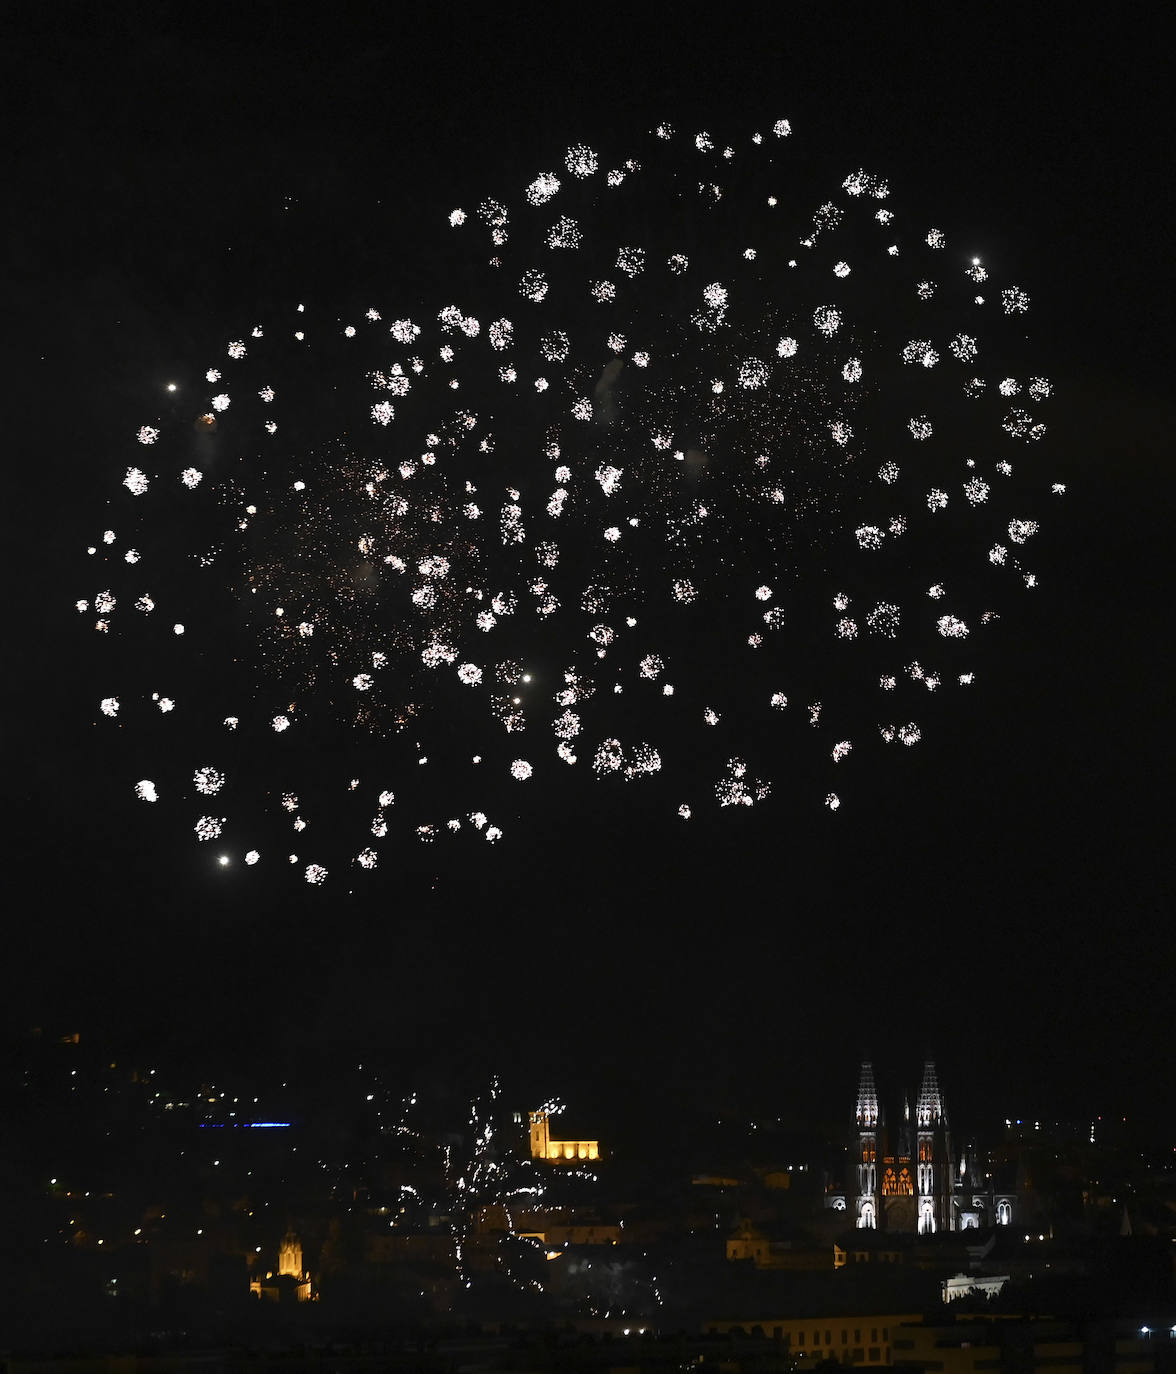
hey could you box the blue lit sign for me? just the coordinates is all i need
[197,1121,293,1129]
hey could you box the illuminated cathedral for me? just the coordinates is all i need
[852,1061,953,1233]
[831,1061,1017,1234]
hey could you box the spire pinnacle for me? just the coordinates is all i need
[856,1061,878,1128]
[916,1060,944,1127]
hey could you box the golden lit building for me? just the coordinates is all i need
[727,1218,771,1264]
[529,1108,600,1163]
[250,1225,313,1302]
[541,1222,620,1245]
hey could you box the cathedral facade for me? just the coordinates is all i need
[853,1060,953,1234]
[829,1061,1018,1234]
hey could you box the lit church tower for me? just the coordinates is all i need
[278,1226,303,1278]
[855,1061,879,1229]
[528,1107,600,1163]
[915,1061,954,1233]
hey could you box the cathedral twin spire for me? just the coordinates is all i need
[916,1060,946,1128]
[855,1061,879,1128]
[854,1059,952,1234]
[857,1059,945,1128]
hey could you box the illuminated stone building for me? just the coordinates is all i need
[528,1108,600,1163]
[250,1225,313,1302]
[727,1218,772,1264]
[278,1228,304,1279]
[851,1060,954,1233]
[833,1061,1018,1234]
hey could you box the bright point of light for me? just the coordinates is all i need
[218,855,229,866]
[166,383,177,392]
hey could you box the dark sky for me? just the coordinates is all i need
[7,6,1173,1136]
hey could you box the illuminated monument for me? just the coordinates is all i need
[846,1060,1016,1234]
[854,1060,953,1233]
[529,1108,600,1163]
[278,1228,304,1280]
[250,1225,313,1302]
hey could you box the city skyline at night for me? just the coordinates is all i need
[7,3,1173,1250]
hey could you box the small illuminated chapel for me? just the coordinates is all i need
[528,1108,601,1163]
[827,1061,1018,1234]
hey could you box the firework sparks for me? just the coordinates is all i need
[80,115,1062,868]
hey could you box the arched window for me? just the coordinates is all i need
[996,1200,1012,1226]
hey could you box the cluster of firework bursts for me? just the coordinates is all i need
[81,117,1063,879]
[378,1086,654,1319]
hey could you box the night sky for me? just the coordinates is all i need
[8,6,1172,1137]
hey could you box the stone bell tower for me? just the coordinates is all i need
[915,1061,954,1233]
[855,1061,880,1230]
